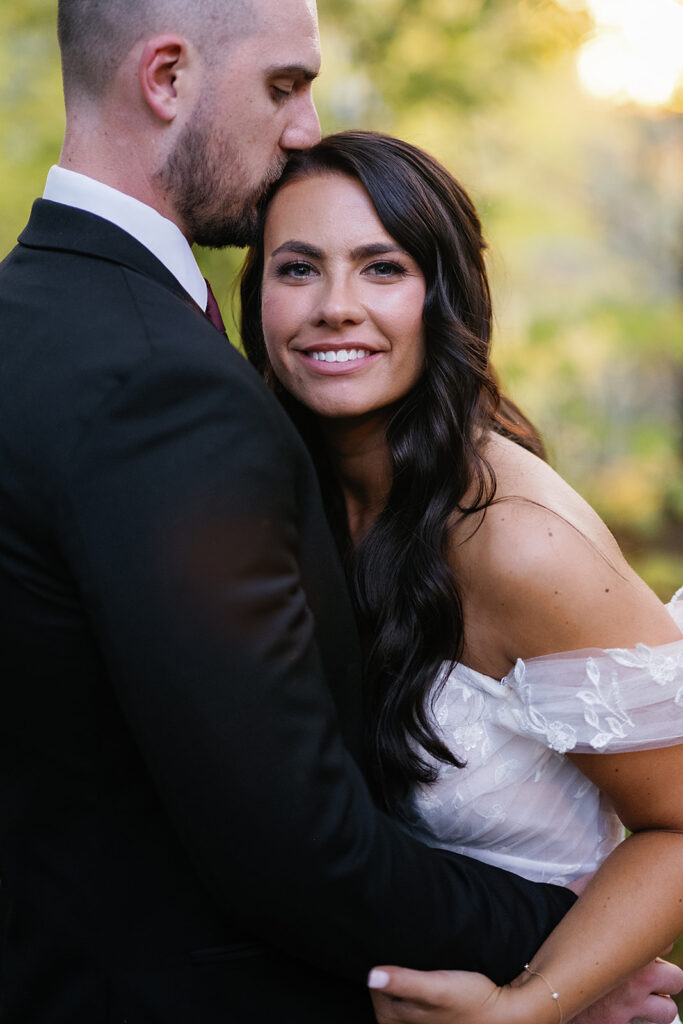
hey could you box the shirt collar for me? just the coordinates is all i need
[43,166,207,310]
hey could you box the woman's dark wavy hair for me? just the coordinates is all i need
[241,130,546,809]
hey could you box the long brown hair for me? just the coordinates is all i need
[241,131,546,807]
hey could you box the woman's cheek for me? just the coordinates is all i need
[260,291,285,347]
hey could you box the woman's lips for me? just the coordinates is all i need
[307,347,370,363]
[296,347,380,373]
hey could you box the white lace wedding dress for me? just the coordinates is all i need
[403,588,683,1021]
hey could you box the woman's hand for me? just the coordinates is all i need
[367,958,683,1024]
[367,968,521,1024]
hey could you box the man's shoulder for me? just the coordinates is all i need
[9,199,185,296]
[1,201,213,366]
[0,213,290,468]
[0,231,193,368]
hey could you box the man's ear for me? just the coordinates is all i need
[139,35,189,122]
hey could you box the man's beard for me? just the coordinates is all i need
[157,113,284,248]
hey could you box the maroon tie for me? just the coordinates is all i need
[204,278,227,336]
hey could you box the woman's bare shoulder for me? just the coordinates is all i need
[454,432,623,574]
[450,434,679,669]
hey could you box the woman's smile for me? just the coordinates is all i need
[294,343,382,375]
[261,172,426,420]
[303,347,372,363]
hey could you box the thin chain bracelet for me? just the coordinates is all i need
[524,964,563,1024]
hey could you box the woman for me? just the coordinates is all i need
[240,131,683,1024]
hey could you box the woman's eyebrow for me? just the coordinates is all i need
[268,241,410,260]
[270,240,323,259]
[349,243,410,260]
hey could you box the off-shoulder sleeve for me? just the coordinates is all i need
[500,589,683,754]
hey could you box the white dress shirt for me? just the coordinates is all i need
[43,166,207,311]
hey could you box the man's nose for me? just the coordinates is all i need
[281,90,321,152]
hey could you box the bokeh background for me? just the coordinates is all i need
[1,0,682,998]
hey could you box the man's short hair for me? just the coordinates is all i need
[57,0,258,101]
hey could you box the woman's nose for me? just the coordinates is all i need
[312,276,365,329]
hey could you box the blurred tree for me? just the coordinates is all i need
[1,0,680,585]
[314,0,683,599]
[0,2,64,255]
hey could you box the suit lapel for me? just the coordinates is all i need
[18,199,205,319]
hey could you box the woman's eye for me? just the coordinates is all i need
[366,261,405,278]
[276,262,315,279]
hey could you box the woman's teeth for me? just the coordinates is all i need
[309,349,370,363]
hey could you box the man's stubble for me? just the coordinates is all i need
[156,91,285,249]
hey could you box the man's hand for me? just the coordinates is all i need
[568,959,682,1024]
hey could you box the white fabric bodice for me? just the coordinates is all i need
[403,589,683,884]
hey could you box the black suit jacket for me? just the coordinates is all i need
[0,200,574,1023]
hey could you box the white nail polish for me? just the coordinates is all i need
[367,969,390,989]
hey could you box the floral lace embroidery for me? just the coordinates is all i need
[453,721,486,752]
[511,639,683,752]
[404,592,683,887]
[511,659,579,753]
[576,659,636,749]
[606,643,683,686]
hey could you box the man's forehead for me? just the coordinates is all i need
[251,7,321,75]
[225,0,320,75]
[255,0,318,27]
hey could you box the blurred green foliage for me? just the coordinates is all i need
[313,0,683,601]
[3,0,678,591]
[1,0,681,987]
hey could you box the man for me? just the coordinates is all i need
[0,1,679,1021]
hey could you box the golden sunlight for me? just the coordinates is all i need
[557,0,683,108]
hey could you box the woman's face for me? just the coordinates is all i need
[261,173,427,422]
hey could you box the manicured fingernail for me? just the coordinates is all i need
[368,969,390,989]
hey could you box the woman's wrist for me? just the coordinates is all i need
[504,969,565,1024]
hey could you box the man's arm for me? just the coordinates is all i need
[60,333,575,982]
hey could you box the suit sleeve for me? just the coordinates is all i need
[60,339,575,984]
